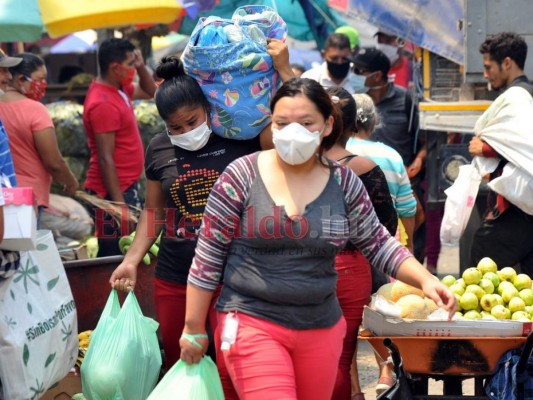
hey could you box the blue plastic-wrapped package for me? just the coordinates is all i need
[182,5,287,140]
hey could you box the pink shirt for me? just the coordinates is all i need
[0,98,54,207]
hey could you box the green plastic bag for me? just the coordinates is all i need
[147,356,224,400]
[81,290,162,400]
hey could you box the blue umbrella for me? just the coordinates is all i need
[0,0,44,42]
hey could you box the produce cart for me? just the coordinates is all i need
[361,332,527,398]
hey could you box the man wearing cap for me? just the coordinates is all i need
[352,47,426,265]
[0,50,22,94]
[301,33,363,93]
[352,48,423,172]
[376,31,412,89]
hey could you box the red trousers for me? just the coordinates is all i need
[154,278,238,398]
[218,311,346,400]
[333,251,373,399]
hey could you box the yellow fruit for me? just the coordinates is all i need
[390,281,425,302]
[396,294,430,319]
[425,298,439,313]
[376,282,395,301]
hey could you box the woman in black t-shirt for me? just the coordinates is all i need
[109,56,260,374]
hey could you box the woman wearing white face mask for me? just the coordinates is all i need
[180,78,456,400]
[109,56,260,381]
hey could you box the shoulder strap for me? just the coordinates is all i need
[337,154,358,164]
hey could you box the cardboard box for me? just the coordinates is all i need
[41,370,82,400]
[362,306,532,337]
[1,187,36,251]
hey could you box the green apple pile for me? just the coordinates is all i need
[441,257,533,321]
[118,231,160,265]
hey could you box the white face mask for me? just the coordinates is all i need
[272,122,323,165]
[166,119,211,151]
[377,43,400,64]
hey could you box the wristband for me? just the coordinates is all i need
[181,332,208,349]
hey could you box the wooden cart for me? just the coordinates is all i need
[361,333,529,399]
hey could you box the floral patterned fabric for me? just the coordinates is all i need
[182,5,287,140]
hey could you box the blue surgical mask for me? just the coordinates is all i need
[349,74,368,94]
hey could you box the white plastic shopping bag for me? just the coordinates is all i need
[0,230,78,400]
[440,164,482,247]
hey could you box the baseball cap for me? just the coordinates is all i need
[0,49,22,68]
[351,47,391,77]
[335,26,359,50]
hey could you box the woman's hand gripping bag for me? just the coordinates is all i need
[182,5,287,140]
[147,356,223,400]
[81,290,161,400]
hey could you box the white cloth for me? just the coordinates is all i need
[301,62,361,93]
[474,86,533,215]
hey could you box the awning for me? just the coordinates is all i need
[37,0,183,38]
[331,0,464,64]
[0,0,44,42]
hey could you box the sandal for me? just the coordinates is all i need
[351,393,365,400]
[376,376,394,395]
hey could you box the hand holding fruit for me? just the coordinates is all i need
[420,276,457,319]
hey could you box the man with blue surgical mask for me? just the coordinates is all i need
[352,47,427,264]
[301,33,362,93]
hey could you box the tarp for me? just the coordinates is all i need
[331,0,464,64]
[50,30,97,54]
[0,0,44,42]
[37,0,183,38]
[179,0,345,49]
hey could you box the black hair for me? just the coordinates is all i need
[325,86,357,146]
[271,78,343,162]
[324,33,351,51]
[154,56,210,121]
[9,53,45,78]
[480,32,527,70]
[98,38,136,75]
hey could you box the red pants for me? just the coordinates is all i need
[154,278,238,398]
[218,311,346,400]
[154,278,219,368]
[333,252,373,399]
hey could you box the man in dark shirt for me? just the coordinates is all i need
[351,48,423,177]
[469,32,533,274]
[351,48,426,263]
